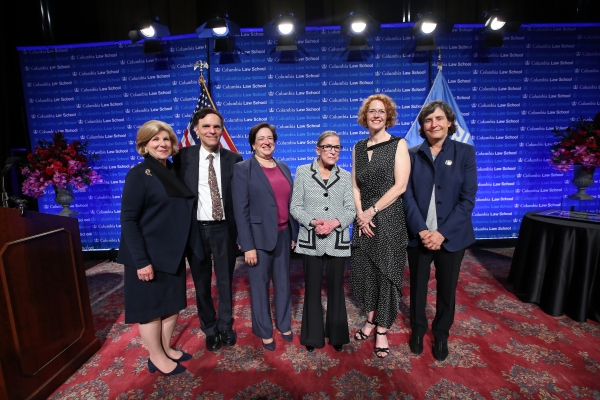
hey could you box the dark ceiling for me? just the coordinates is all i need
[5,0,600,47]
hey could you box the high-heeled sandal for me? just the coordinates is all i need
[354,319,377,341]
[374,331,390,358]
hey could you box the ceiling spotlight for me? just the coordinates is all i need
[197,15,241,53]
[421,22,437,34]
[128,18,170,43]
[276,14,296,35]
[482,10,521,47]
[263,13,305,52]
[341,12,380,51]
[351,22,366,34]
[412,13,453,52]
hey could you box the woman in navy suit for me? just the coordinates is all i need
[403,101,478,361]
[118,120,203,375]
[290,131,356,353]
[232,122,299,351]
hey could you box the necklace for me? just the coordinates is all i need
[255,156,275,167]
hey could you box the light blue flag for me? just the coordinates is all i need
[404,68,474,148]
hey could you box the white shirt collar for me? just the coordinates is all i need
[199,145,220,161]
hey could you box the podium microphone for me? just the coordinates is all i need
[1,157,22,208]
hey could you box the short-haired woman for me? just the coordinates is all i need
[118,120,204,375]
[232,122,299,351]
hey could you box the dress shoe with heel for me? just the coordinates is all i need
[262,339,276,351]
[147,359,186,376]
[374,331,390,358]
[205,333,222,351]
[168,351,192,362]
[332,344,343,352]
[354,319,377,341]
[220,330,237,346]
[433,340,449,361]
[409,333,424,355]
[281,331,293,342]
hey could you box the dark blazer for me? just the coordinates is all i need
[403,138,478,252]
[117,159,203,273]
[173,145,243,248]
[232,157,299,252]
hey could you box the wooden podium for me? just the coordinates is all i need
[0,208,100,400]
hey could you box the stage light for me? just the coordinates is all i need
[341,12,380,51]
[412,13,453,52]
[128,18,170,43]
[197,15,241,53]
[482,10,521,47]
[263,13,305,52]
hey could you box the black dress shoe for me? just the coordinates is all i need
[305,345,314,352]
[147,359,186,375]
[409,333,424,355]
[220,330,237,346]
[205,333,222,351]
[168,351,192,362]
[332,345,343,352]
[433,340,449,361]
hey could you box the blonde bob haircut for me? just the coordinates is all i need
[357,93,398,129]
[135,120,179,157]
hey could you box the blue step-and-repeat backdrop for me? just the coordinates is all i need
[18,24,600,250]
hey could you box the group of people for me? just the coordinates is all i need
[117,95,477,376]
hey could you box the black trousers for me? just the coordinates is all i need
[188,221,236,336]
[300,254,350,348]
[407,244,465,342]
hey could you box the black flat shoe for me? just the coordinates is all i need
[305,345,314,352]
[147,359,186,376]
[433,341,449,362]
[220,330,237,346]
[168,352,192,362]
[205,333,222,351]
[409,333,424,355]
[332,345,343,352]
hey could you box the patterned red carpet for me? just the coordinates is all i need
[49,248,600,399]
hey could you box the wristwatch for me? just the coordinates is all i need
[372,206,380,214]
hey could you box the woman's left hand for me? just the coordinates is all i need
[137,264,154,281]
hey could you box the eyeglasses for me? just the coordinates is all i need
[367,109,387,115]
[318,145,343,152]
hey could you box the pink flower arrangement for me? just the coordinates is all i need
[549,114,600,172]
[21,131,102,198]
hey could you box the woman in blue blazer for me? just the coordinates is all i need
[290,131,356,352]
[232,122,299,351]
[118,120,204,375]
[403,101,478,362]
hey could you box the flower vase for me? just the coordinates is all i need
[54,183,79,217]
[567,165,596,200]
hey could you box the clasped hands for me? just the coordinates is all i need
[355,211,375,238]
[311,218,340,236]
[419,230,445,251]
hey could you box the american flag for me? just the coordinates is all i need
[179,76,238,152]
